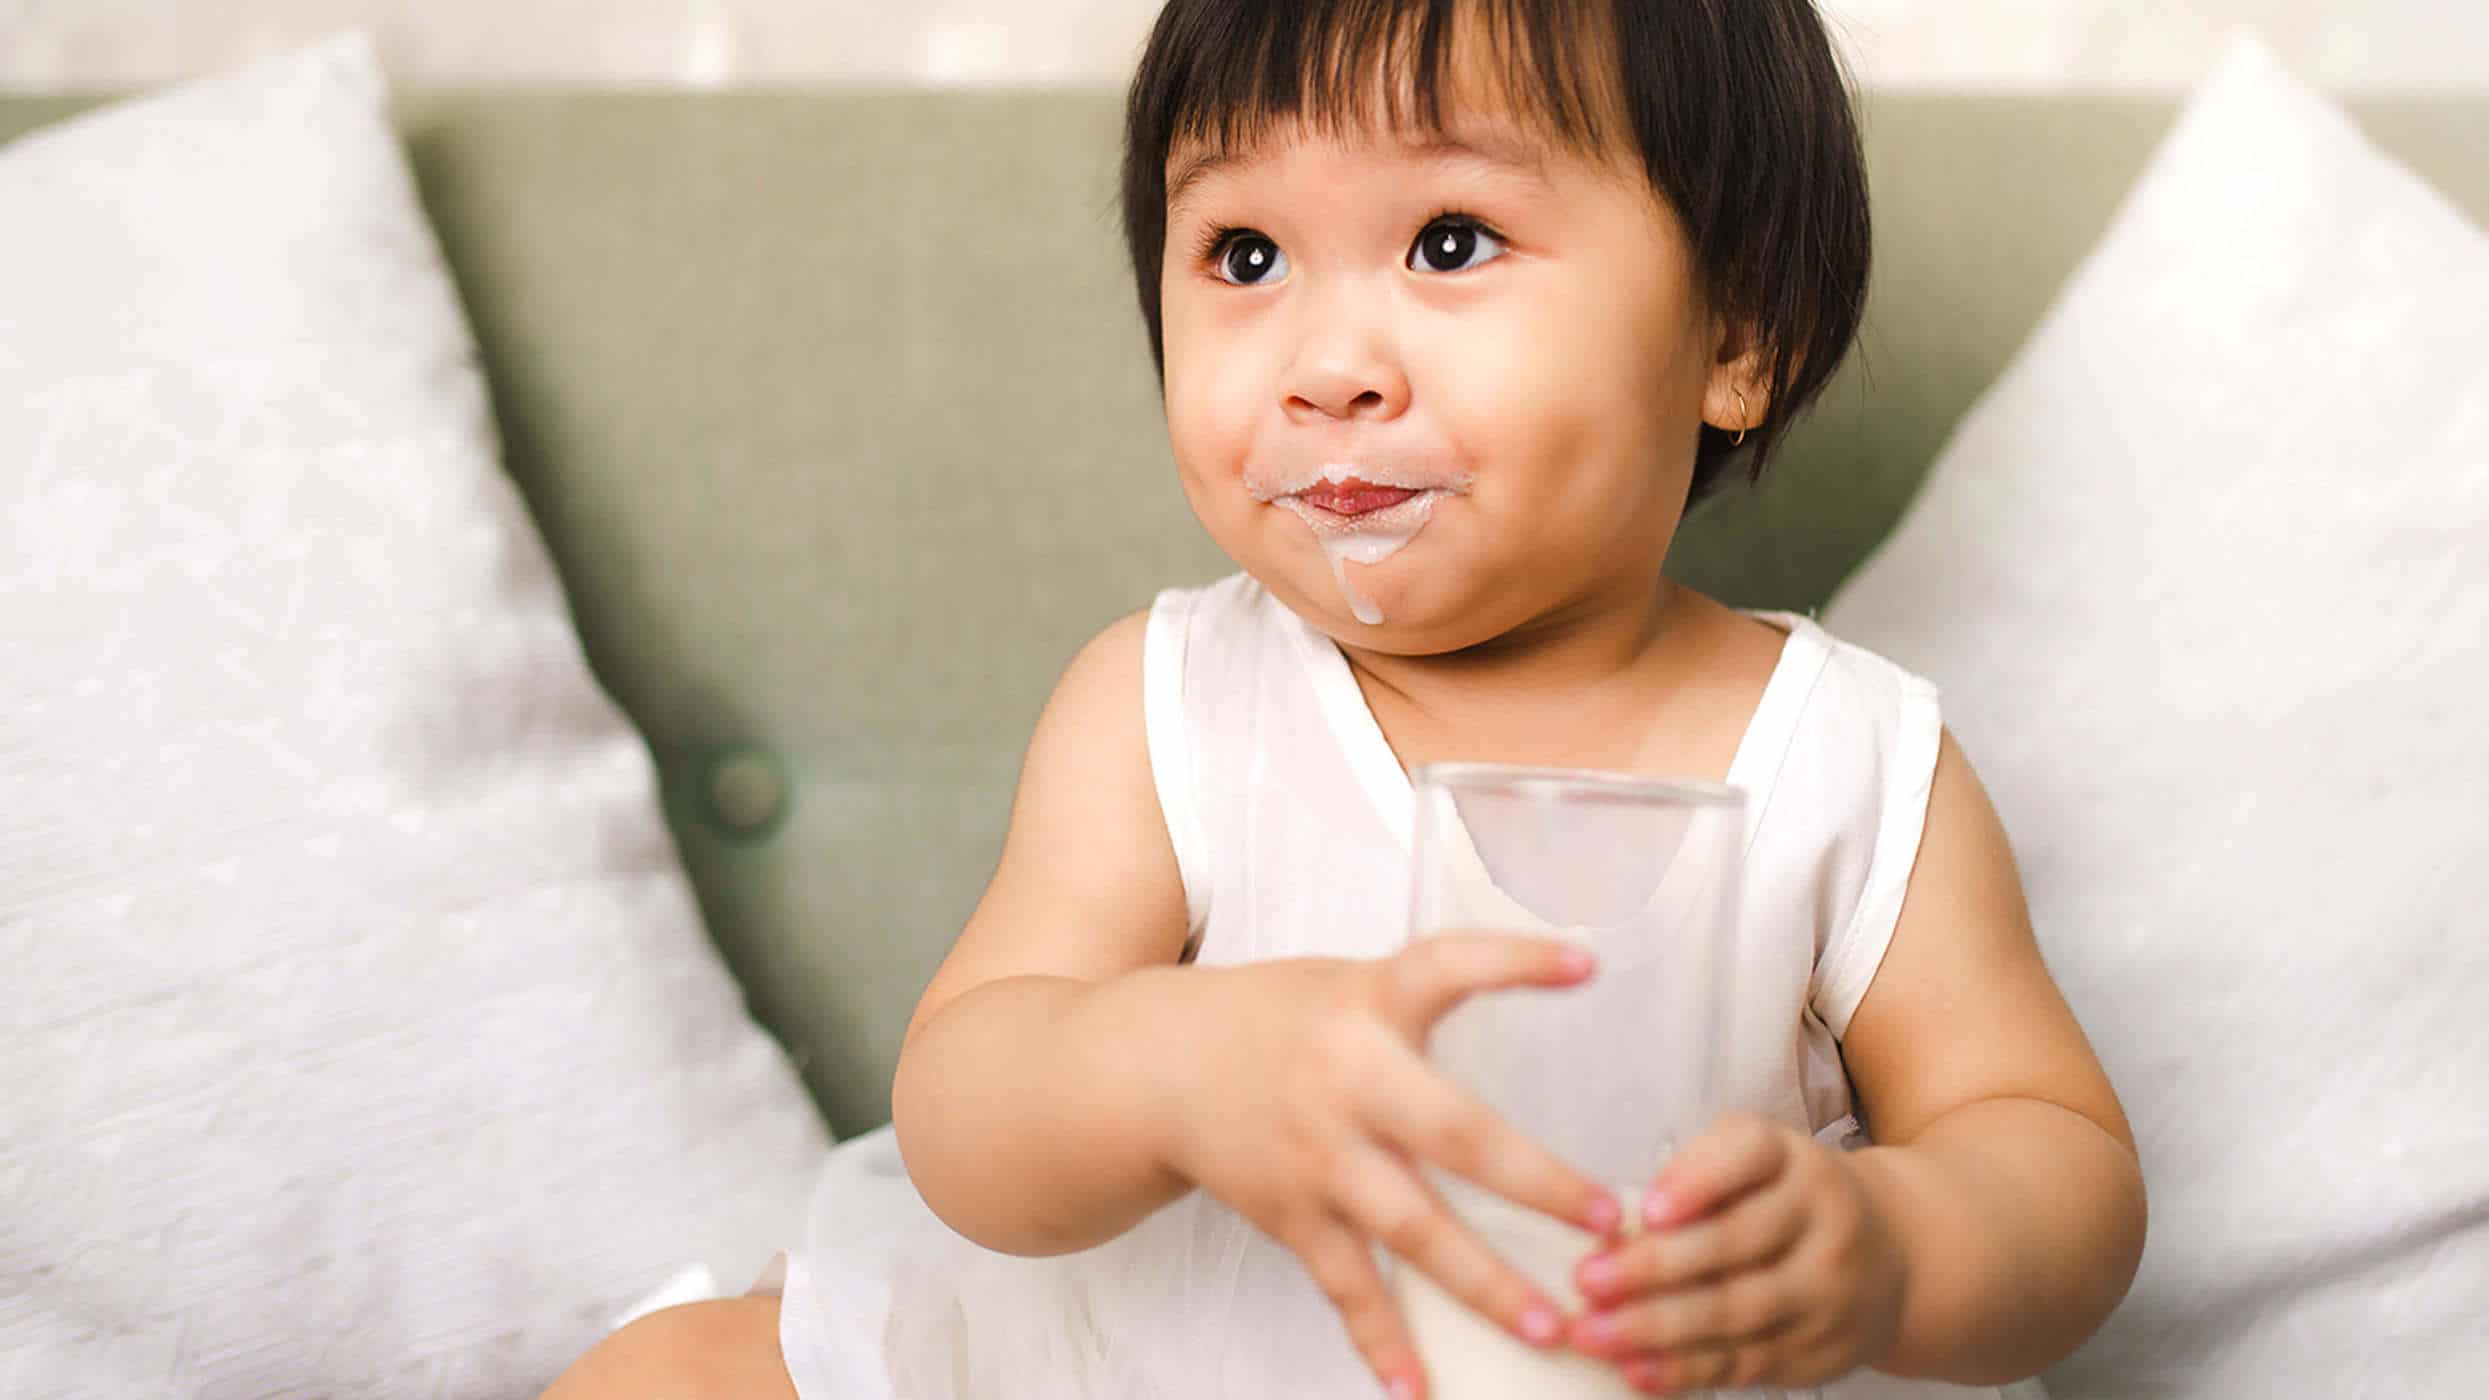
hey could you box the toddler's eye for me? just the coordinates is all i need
[1409,217,1506,274]
[1214,234,1289,286]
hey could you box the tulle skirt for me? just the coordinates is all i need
[767,1123,2046,1400]
[769,1123,1369,1399]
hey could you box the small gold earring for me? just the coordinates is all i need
[1732,390,1750,447]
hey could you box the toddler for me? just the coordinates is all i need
[546,2,2146,1396]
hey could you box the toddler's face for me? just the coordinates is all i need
[1158,87,1740,650]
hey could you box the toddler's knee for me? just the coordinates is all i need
[539,1296,796,1400]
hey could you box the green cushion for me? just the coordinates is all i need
[8,88,2483,1135]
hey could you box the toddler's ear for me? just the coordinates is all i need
[1701,362,1771,442]
[1701,316,1774,437]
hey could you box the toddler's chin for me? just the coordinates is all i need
[1274,571,1489,655]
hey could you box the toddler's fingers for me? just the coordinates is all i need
[1619,1331,1814,1396]
[1644,1113,1791,1229]
[1367,1062,1620,1236]
[1291,1212,1428,1400]
[1570,1269,1804,1361]
[1333,1143,1570,1354]
[1575,1175,1805,1305]
[1380,932,1596,1034]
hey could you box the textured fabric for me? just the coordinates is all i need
[0,34,828,1399]
[774,574,2008,1399]
[9,88,2481,1138]
[1824,32,2489,1400]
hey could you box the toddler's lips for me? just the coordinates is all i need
[1293,479,1422,517]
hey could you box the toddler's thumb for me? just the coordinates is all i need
[1382,932,1596,1030]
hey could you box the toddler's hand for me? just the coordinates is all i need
[1566,1112,1907,1396]
[1158,935,1622,1400]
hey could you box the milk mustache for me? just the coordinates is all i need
[1250,459,1470,627]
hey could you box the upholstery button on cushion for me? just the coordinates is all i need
[703,745,789,839]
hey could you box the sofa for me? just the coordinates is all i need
[12,78,2480,1137]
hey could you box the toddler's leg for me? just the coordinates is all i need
[539,1296,798,1400]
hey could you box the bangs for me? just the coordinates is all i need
[1144,0,1617,164]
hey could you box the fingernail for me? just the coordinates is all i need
[1519,1304,1564,1346]
[1560,948,1596,978]
[1573,1312,1620,1349]
[1640,1188,1676,1229]
[1388,1376,1421,1400]
[1625,1357,1667,1391]
[1577,1253,1620,1293]
[1584,1193,1622,1234]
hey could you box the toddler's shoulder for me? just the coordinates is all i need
[1742,618,1948,1033]
[1149,571,1273,633]
[1144,571,1299,686]
[1742,612,1943,852]
[1768,612,1940,761]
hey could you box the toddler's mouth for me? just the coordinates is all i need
[1254,465,1462,627]
[1247,459,1474,519]
[1294,478,1421,518]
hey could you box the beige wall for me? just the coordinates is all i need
[3,0,2484,90]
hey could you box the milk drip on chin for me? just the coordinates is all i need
[1278,493,1441,627]
[1319,532,1400,625]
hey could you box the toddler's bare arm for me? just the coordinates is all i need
[892,612,1200,1256]
[1838,731,2148,1383]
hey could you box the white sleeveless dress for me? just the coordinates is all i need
[762,573,2048,1400]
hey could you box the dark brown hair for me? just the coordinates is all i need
[1119,0,1871,504]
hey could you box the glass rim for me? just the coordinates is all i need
[1410,761,1745,810]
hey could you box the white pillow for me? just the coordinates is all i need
[1825,30,2489,1400]
[0,34,829,1397]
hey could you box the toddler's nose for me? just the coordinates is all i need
[1282,300,1410,423]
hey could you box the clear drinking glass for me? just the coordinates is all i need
[1393,762,1748,1400]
